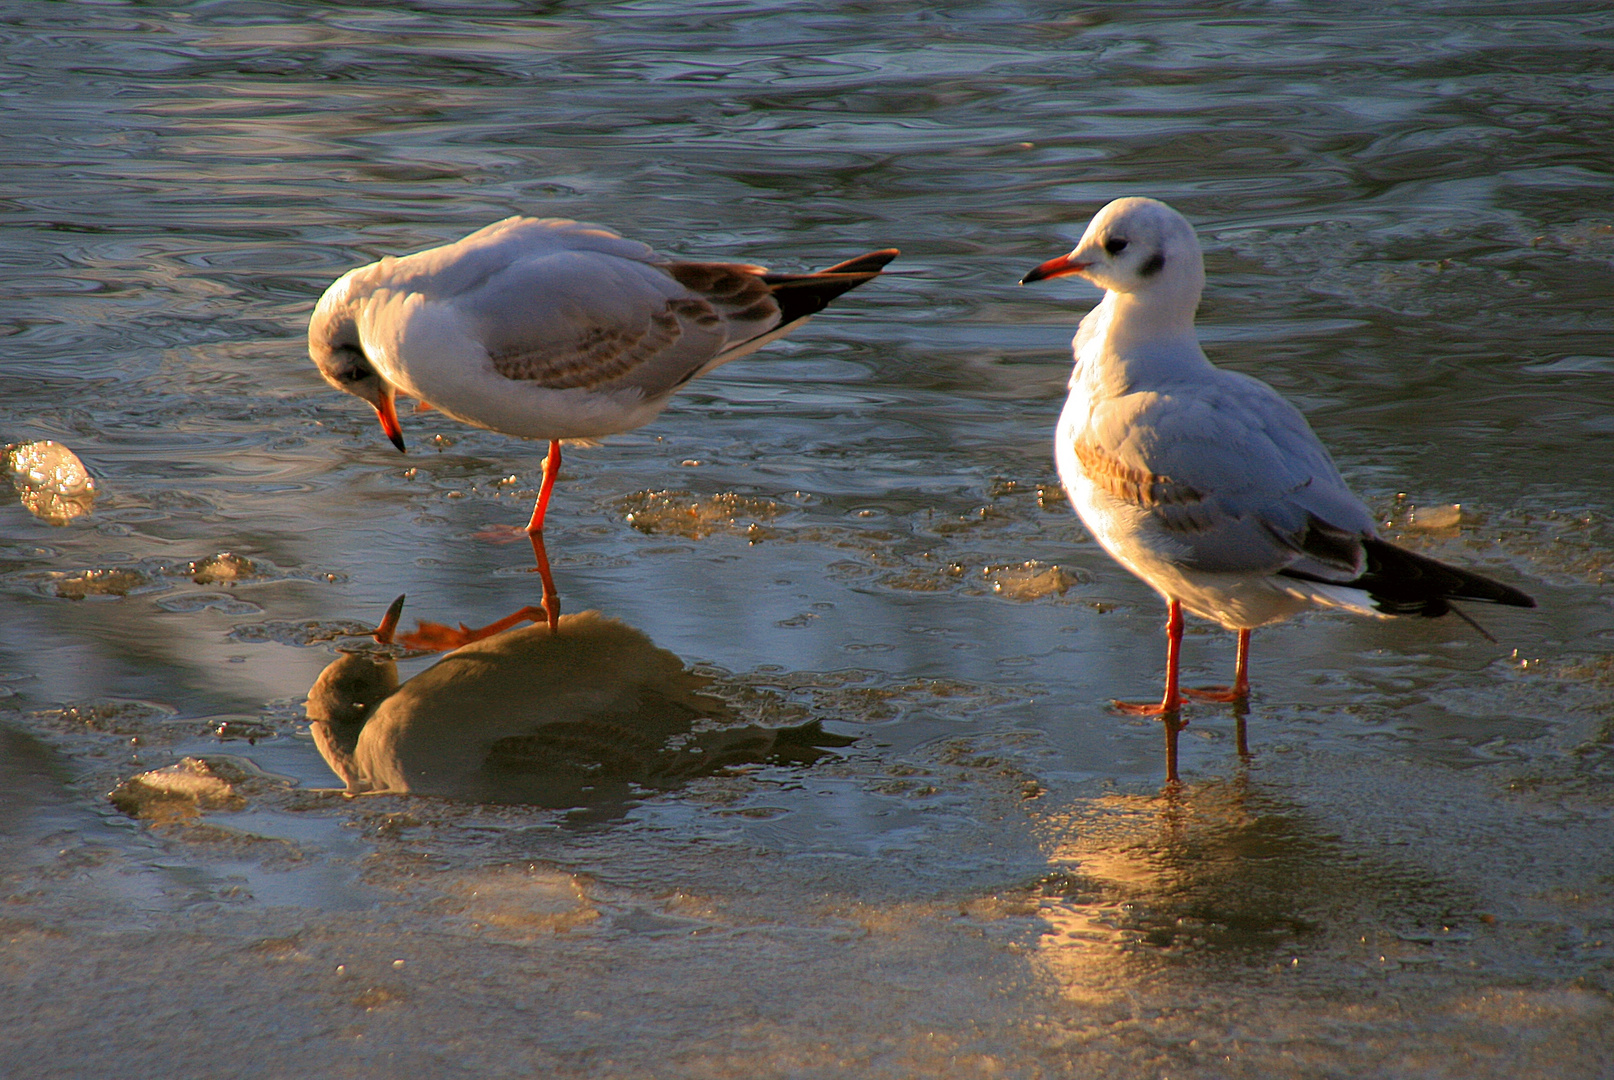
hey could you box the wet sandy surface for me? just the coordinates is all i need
[1,2,1611,1076]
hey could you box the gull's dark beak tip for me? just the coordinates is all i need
[1021,253,1088,286]
[374,594,407,645]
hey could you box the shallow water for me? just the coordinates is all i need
[2,2,1612,1077]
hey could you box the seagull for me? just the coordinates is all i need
[308,217,897,550]
[1022,196,1535,717]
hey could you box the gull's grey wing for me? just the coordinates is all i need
[459,250,743,395]
[380,217,660,298]
[1079,368,1379,577]
[378,217,746,397]
[471,256,789,397]
[450,240,895,399]
[350,217,893,401]
[332,215,723,395]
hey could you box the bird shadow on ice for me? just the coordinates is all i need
[303,595,855,821]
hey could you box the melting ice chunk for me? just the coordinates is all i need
[1408,503,1463,531]
[5,440,97,524]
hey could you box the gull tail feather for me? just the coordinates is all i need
[1352,538,1536,616]
[693,249,900,376]
[761,249,900,326]
[1280,537,1534,640]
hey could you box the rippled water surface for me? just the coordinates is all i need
[3,2,1612,1077]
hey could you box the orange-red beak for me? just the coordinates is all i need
[373,391,406,452]
[1020,253,1091,285]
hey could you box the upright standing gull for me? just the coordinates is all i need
[1022,197,1534,718]
[309,217,897,556]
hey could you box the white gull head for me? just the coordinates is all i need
[308,268,407,450]
[1022,196,1205,312]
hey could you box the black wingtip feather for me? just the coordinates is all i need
[811,248,901,275]
[762,249,899,325]
[1357,538,1536,616]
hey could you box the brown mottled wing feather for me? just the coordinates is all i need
[487,307,684,390]
[1072,440,1207,519]
[474,248,896,398]
[448,247,692,391]
[664,262,778,327]
[478,260,777,396]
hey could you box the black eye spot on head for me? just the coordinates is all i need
[332,344,374,381]
[1139,251,1166,277]
[1104,236,1128,256]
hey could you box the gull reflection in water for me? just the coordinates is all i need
[1026,775,1464,997]
[305,596,853,811]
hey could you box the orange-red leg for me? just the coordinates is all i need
[524,439,562,536]
[1161,710,1187,785]
[394,559,559,651]
[527,528,561,631]
[397,605,554,650]
[1182,628,1252,703]
[1115,598,1185,716]
[1236,628,1250,696]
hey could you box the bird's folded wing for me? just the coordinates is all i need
[453,250,780,396]
[432,243,735,392]
[1081,373,1378,576]
[397,216,658,293]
